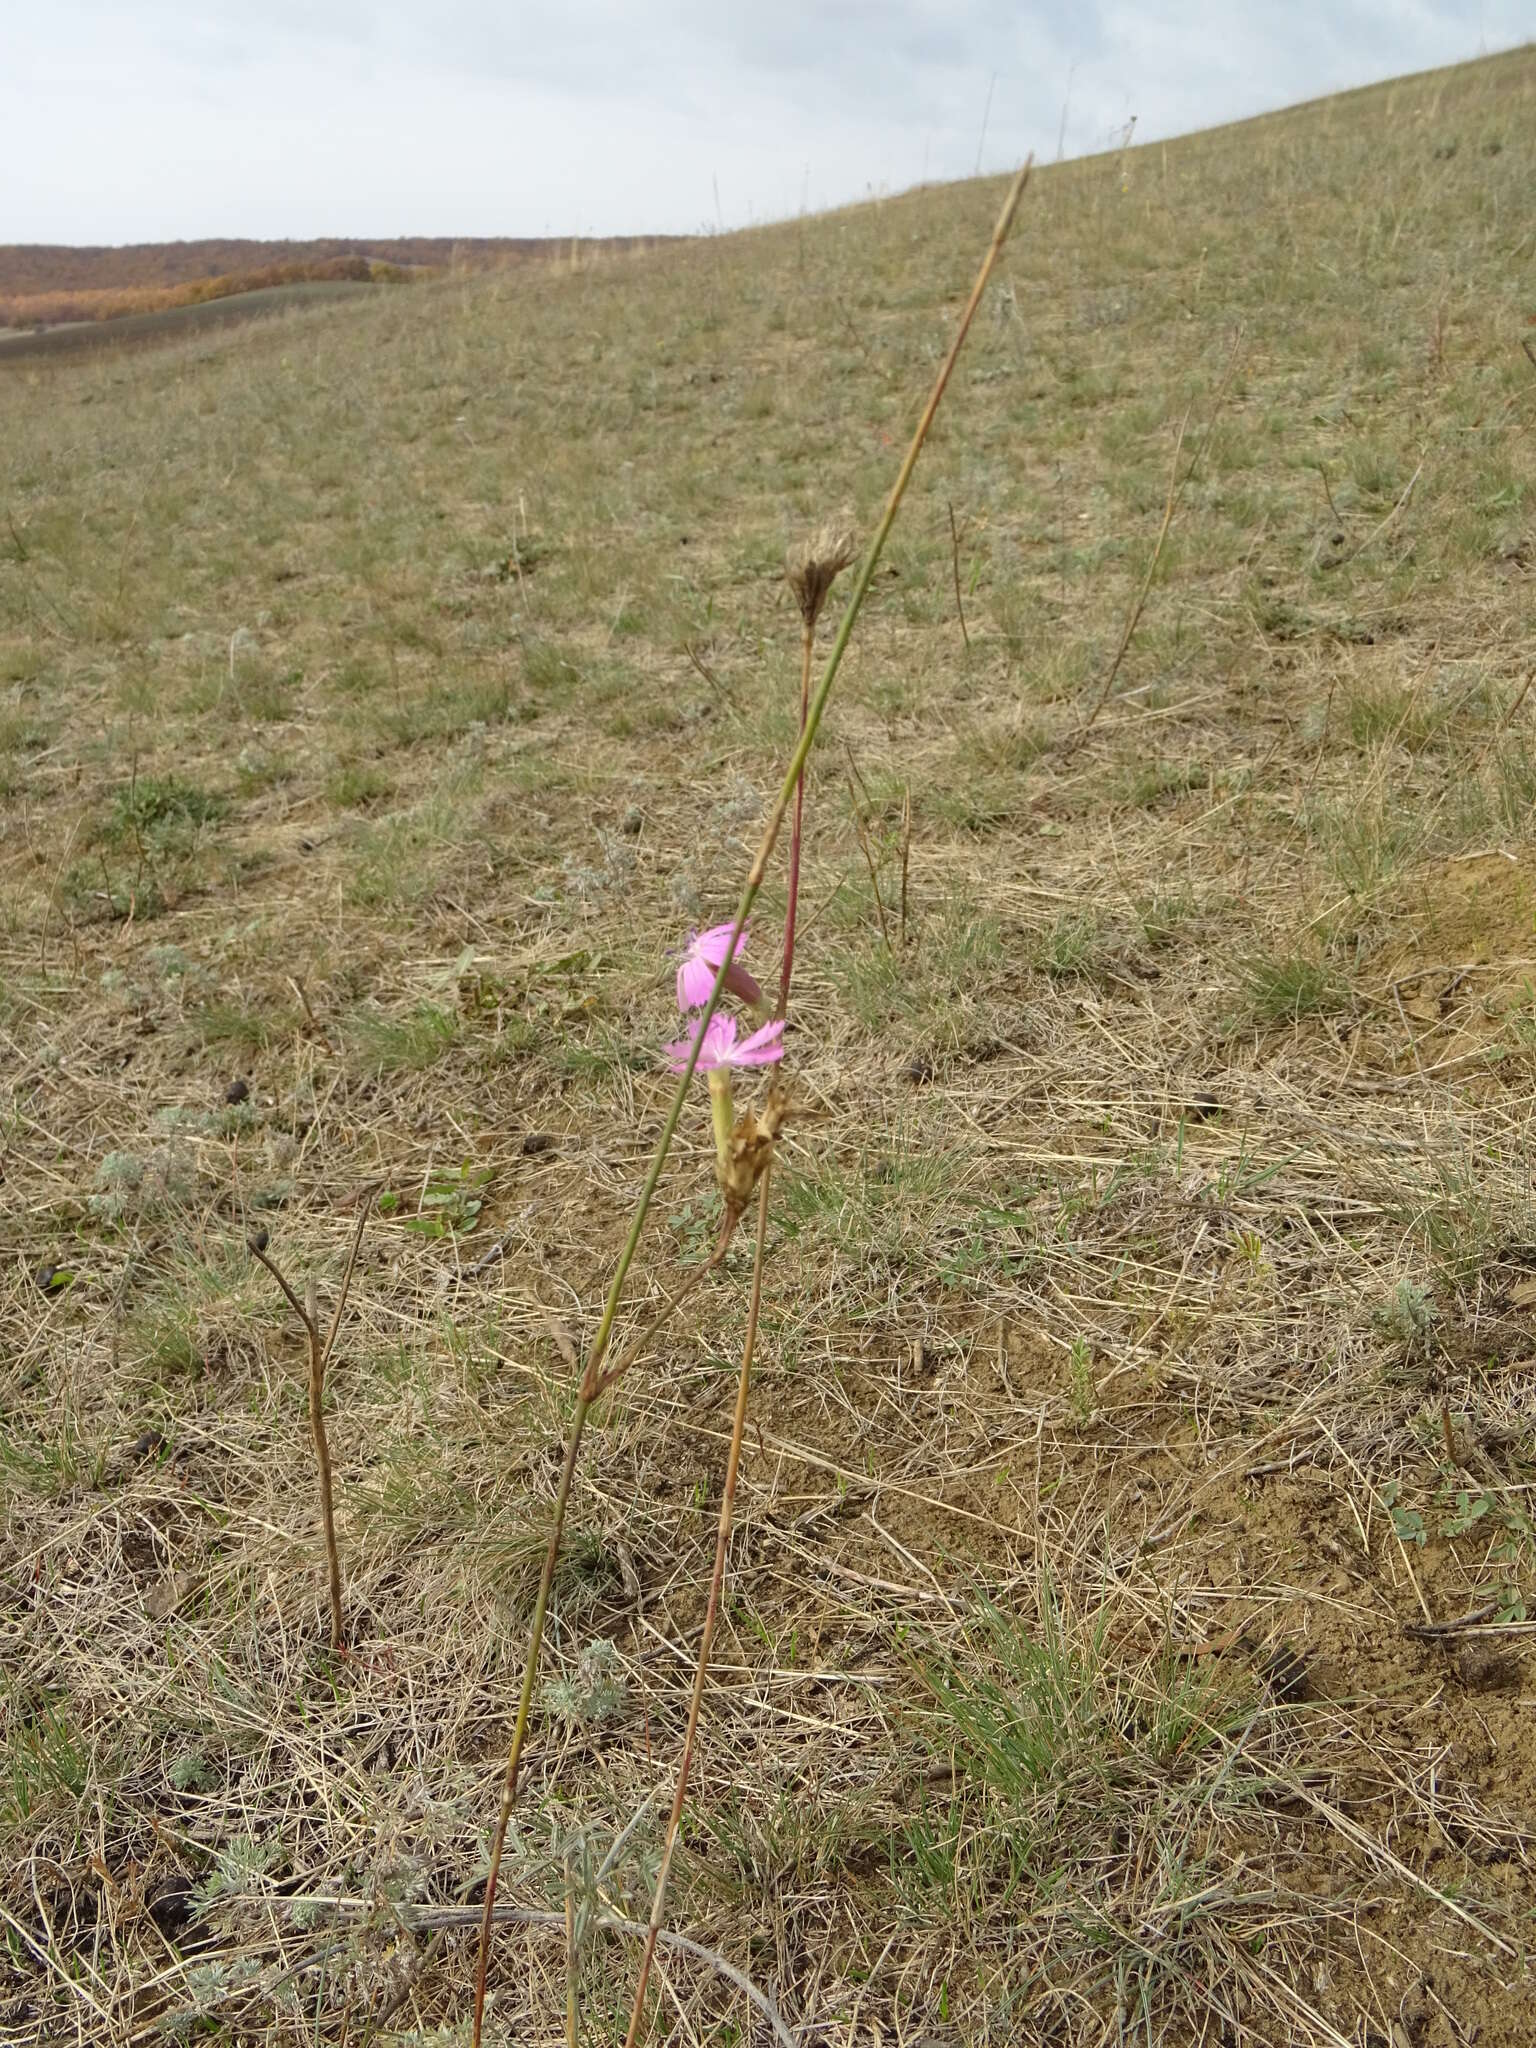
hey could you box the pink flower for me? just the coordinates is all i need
[675,921,764,1014]
[663,1013,785,1074]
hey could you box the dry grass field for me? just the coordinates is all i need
[3,46,1535,2048]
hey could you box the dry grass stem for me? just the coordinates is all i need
[780,523,856,1016]
[947,498,971,650]
[246,1194,373,1651]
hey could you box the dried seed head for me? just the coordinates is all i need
[785,523,858,631]
[715,1081,794,1217]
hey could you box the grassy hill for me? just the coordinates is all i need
[2,45,1534,2048]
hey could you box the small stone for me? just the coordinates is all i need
[145,1572,198,1622]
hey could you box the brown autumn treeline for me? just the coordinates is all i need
[0,233,680,301]
[0,256,424,331]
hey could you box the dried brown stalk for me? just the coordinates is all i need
[248,1193,374,1651]
[947,498,970,651]
[899,786,912,945]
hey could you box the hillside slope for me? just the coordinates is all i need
[2,47,1534,2048]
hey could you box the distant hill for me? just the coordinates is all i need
[0,234,681,298]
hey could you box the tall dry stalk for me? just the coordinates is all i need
[471,158,1032,2048]
[248,1194,373,1651]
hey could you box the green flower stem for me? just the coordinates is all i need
[470,157,1032,2048]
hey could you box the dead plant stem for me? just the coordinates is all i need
[248,1192,372,1653]
[899,787,912,945]
[947,498,970,651]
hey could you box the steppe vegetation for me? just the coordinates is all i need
[2,47,1535,2048]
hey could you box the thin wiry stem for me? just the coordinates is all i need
[899,785,912,946]
[623,1163,772,2048]
[947,498,970,651]
[303,1274,343,1651]
[249,1192,371,1654]
[777,621,815,1019]
[471,157,1032,2048]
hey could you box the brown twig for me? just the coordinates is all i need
[248,1193,373,1651]
[899,786,911,946]
[623,1164,773,2048]
[1502,665,1535,728]
[594,1225,737,1397]
[947,499,970,651]
[1404,1601,1500,1640]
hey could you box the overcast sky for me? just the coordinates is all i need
[5,3,1528,245]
